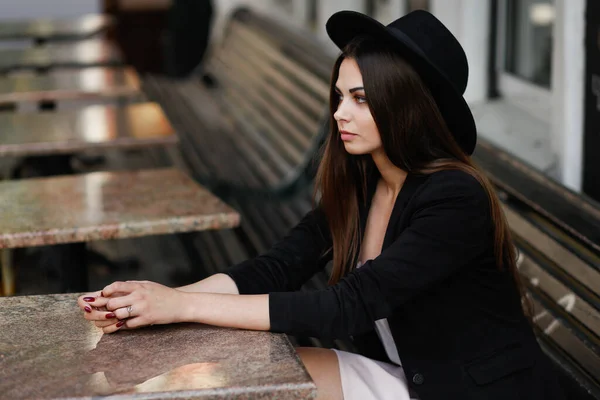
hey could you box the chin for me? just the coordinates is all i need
[343,143,372,156]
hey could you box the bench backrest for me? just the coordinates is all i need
[474,139,600,398]
[201,9,336,192]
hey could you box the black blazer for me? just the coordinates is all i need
[225,169,567,400]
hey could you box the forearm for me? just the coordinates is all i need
[181,292,270,331]
[175,273,239,295]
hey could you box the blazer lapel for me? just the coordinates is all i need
[382,173,427,249]
[357,170,428,253]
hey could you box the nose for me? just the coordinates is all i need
[333,98,350,123]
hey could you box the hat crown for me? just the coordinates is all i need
[387,11,468,94]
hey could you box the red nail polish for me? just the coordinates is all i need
[84,306,92,313]
[106,313,115,319]
[83,297,95,302]
[116,320,125,328]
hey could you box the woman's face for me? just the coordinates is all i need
[333,57,382,155]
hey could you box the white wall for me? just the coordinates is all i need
[0,0,99,19]
[430,0,491,104]
[550,0,585,191]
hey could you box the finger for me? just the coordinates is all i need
[94,319,118,328]
[105,293,137,312]
[102,319,128,334]
[77,291,102,311]
[102,281,139,298]
[112,304,140,320]
[82,295,111,310]
[121,317,145,330]
[83,308,119,322]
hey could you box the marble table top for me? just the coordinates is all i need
[0,14,113,41]
[0,38,122,73]
[0,67,140,104]
[0,102,177,157]
[0,168,241,248]
[0,293,316,399]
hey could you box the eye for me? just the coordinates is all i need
[355,95,367,104]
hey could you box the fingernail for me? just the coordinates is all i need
[106,313,115,319]
[83,297,95,302]
[84,306,92,313]
[116,320,125,328]
[100,291,105,297]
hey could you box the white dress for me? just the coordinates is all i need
[332,262,419,400]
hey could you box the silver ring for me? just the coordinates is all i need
[126,305,133,318]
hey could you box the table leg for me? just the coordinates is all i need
[57,243,89,293]
[1,249,15,296]
[38,99,57,111]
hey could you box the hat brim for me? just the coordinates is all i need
[326,11,477,155]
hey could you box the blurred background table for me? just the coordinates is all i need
[0,168,240,294]
[0,67,140,107]
[0,102,176,157]
[0,38,123,73]
[0,14,113,43]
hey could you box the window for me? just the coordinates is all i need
[496,0,555,120]
[504,0,554,88]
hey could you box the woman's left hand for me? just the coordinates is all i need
[81,280,190,333]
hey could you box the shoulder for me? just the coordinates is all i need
[413,169,489,208]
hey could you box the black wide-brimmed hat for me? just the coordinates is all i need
[326,10,477,155]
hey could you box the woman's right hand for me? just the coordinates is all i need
[77,291,125,329]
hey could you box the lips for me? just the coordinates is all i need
[340,130,357,141]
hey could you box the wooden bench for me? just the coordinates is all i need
[474,139,600,399]
[143,7,334,195]
[0,38,123,74]
[0,66,141,110]
[0,14,113,43]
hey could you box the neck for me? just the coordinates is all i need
[371,148,408,195]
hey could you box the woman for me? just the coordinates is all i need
[78,10,566,400]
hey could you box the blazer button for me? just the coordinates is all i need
[412,373,425,385]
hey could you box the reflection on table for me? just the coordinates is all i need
[0,14,114,41]
[0,102,177,157]
[0,67,140,104]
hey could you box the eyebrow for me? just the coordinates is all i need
[334,86,365,93]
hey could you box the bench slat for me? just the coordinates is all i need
[210,51,322,137]
[229,22,330,99]
[209,55,313,149]
[225,36,326,118]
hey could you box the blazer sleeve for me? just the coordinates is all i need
[269,172,493,339]
[224,207,332,294]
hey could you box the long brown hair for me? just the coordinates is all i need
[315,37,528,313]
